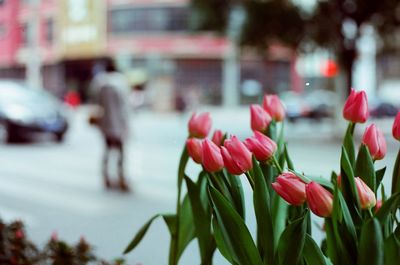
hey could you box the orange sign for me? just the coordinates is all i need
[58,0,106,59]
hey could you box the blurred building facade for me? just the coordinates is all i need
[0,0,299,110]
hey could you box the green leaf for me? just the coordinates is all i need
[375,192,400,223]
[343,122,356,167]
[208,186,263,265]
[163,214,176,235]
[340,147,360,209]
[123,214,161,254]
[355,144,376,192]
[289,170,333,190]
[337,192,357,243]
[212,217,236,264]
[167,196,197,265]
[277,122,285,155]
[376,167,386,190]
[384,234,400,265]
[303,234,328,265]
[324,219,340,265]
[330,186,356,265]
[392,148,400,195]
[357,218,384,265]
[226,171,246,219]
[252,157,275,265]
[332,186,357,263]
[177,145,189,193]
[277,213,307,265]
[267,120,277,141]
[284,144,294,170]
[271,194,288,249]
[185,176,215,262]
[177,195,196,259]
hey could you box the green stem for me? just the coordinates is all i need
[271,155,283,174]
[348,122,355,136]
[210,172,226,194]
[368,208,374,218]
[170,145,189,265]
[245,172,255,190]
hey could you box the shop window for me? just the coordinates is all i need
[110,6,189,34]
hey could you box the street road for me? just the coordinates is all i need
[0,107,397,264]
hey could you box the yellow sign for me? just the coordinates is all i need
[58,0,106,58]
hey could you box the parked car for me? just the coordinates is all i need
[0,80,68,143]
[304,89,336,120]
[279,91,311,122]
[369,98,398,118]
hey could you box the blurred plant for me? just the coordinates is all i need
[125,89,399,264]
[0,219,125,265]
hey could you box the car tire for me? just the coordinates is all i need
[6,127,21,143]
[55,132,65,143]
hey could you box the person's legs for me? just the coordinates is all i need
[116,139,129,191]
[102,137,112,188]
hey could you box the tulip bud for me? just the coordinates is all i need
[392,112,400,141]
[355,177,376,209]
[343,88,369,123]
[306,182,333,217]
[186,138,203,164]
[375,200,382,213]
[263,95,286,121]
[202,139,224,172]
[221,136,253,175]
[271,172,306,205]
[362,124,387,160]
[188,112,212,138]
[244,131,277,161]
[250,104,271,132]
[211,129,224,146]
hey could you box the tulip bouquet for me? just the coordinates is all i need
[124,91,400,265]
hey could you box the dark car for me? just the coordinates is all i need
[0,80,68,143]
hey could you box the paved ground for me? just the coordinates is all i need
[0,106,398,264]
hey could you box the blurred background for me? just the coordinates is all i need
[0,0,400,264]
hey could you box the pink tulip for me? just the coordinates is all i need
[186,138,203,164]
[375,200,382,213]
[250,104,271,132]
[244,131,277,161]
[362,124,387,160]
[392,112,400,141]
[355,177,376,209]
[188,112,212,138]
[263,95,286,122]
[271,172,306,205]
[201,139,224,172]
[343,88,369,123]
[212,129,224,146]
[306,182,333,217]
[221,136,253,175]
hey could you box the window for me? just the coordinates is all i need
[110,6,189,34]
[45,18,54,43]
[0,0,5,5]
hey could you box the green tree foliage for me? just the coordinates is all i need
[190,0,400,93]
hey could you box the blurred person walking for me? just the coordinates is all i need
[90,59,131,192]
